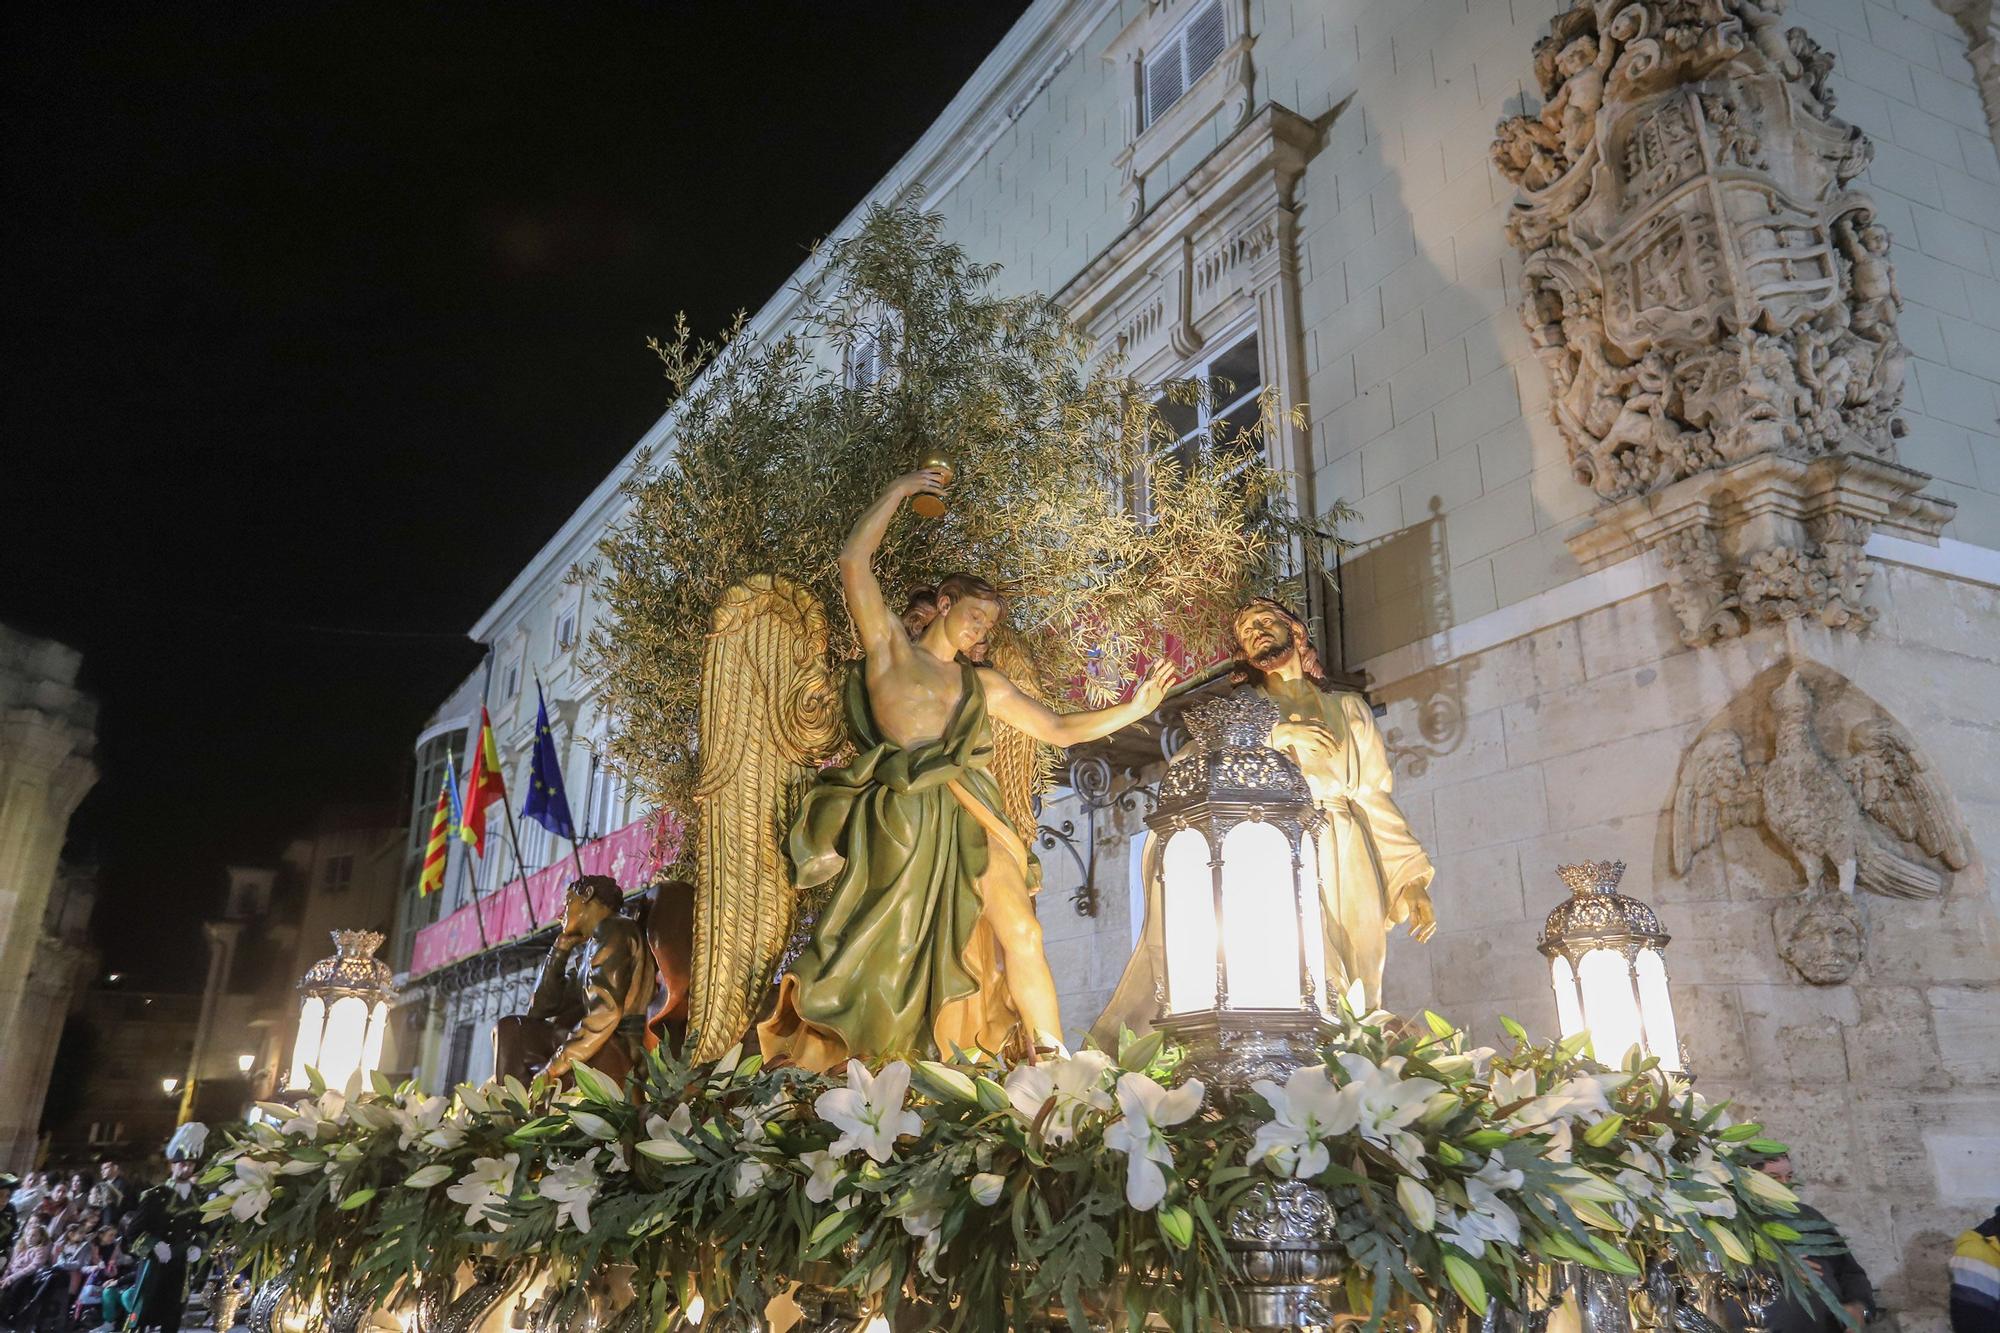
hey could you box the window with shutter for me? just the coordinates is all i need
[1185,3,1226,82]
[1143,46,1183,128]
[1140,0,1226,129]
[843,315,897,389]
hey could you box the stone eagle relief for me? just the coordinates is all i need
[1495,0,1953,647]
[1669,663,1973,983]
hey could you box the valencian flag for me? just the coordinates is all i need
[417,769,454,897]
[460,707,507,857]
[524,682,576,842]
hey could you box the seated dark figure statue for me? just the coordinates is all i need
[495,876,657,1086]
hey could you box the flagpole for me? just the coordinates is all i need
[461,650,498,952]
[499,790,540,931]
[533,673,591,887]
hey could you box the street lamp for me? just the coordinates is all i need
[161,1076,180,1096]
[287,930,395,1093]
[1537,861,1685,1071]
[238,1053,256,1074]
[1143,691,1329,1088]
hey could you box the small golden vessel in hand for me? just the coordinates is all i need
[911,451,954,519]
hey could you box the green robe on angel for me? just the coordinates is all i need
[758,662,1031,1070]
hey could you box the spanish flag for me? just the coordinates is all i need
[417,770,453,897]
[460,706,508,857]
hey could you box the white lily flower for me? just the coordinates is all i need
[277,1157,322,1176]
[541,1150,602,1234]
[419,1112,468,1153]
[1248,1064,1357,1180]
[605,1142,629,1174]
[969,1172,1006,1206]
[218,1157,277,1223]
[1441,1178,1521,1254]
[1473,1153,1525,1193]
[636,1105,697,1164]
[894,1193,948,1279]
[1101,1072,1204,1211]
[281,1092,346,1141]
[394,1095,450,1151]
[1337,1054,1440,1173]
[1511,1073,1628,1130]
[732,1159,774,1198]
[816,1061,922,1164]
[1541,1120,1575,1164]
[1430,1047,1497,1080]
[1003,1050,1114,1145]
[445,1153,519,1231]
[800,1149,850,1207]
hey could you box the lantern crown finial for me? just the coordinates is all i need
[1556,860,1626,896]
[1539,861,1666,955]
[299,928,395,1000]
[1157,692,1314,810]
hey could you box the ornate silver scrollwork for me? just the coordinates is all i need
[245,1277,289,1333]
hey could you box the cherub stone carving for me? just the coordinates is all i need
[1739,0,1804,79]
[1545,34,1615,157]
[1671,669,1972,899]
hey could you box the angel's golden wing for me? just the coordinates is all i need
[690,574,844,1060]
[983,628,1056,854]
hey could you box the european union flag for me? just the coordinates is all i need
[523,683,576,842]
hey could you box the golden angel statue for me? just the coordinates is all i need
[689,467,1178,1070]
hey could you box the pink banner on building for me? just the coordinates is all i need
[409,809,685,977]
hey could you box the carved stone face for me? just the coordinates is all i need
[1776,893,1863,985]
[1678,340,1800,457]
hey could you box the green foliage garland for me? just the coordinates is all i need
[201,1005,1839,1333]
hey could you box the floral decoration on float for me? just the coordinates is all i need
[196,994,1839,1333]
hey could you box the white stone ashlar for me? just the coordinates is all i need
[1669,659,1975,983]
[1495,0,1957,647]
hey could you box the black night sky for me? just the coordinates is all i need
[3,3,1031,989]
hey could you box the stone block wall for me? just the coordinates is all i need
[1358,558,2000,1332]
[1270,0,2000,664]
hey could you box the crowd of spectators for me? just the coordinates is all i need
[0,1162,137,1332]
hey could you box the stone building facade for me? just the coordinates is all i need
[401,2,2000,1324]
[0,624,99,1172]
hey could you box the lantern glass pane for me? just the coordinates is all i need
[1634,948,1682,1071]
[1550,955,1584,1041]
[288,995,325,1091]
[362,1001,390,1079]
[318,995,371,1093]
[1161,827,1216,1013]
[1576,948,1644,1068]
[1221,820,1301,1009]
[1299,829,1327,1008]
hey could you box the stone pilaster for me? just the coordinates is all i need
[0,628,98,1171]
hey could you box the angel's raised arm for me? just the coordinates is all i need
[839,468,946,656]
